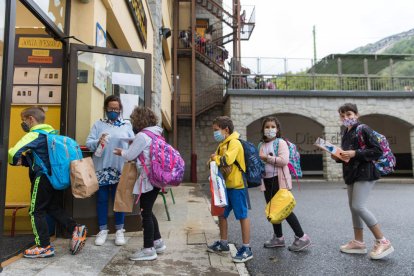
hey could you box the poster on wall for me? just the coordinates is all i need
[93,62,107,94]
[13,67,40,84]
[12,86,38,104]
[39,86,61,104]
[120,93,139,120]
[39,68,62,85]
[96,22,107,47]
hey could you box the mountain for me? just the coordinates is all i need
[348,28,414,54]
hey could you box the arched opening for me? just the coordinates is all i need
[246,113,324,177]
[360,114,413,177]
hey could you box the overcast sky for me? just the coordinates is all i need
[228,0,414,61]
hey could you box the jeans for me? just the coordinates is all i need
[140,187,161,248]
[97,184,125,230]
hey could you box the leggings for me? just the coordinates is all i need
[140,187,161,248]
[263,176,304,238]
[347,181,378,229]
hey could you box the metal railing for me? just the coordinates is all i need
[177,83,225,116]
[229,56,414,91]
[229,74,414,91]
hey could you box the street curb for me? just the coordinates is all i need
[229,244,250,276]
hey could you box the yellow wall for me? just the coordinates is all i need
[5,106,61,232]
[179,58,191,102]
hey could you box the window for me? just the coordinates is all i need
[70,47,150,144]
[32,0,66,32]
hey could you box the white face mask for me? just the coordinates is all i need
[264,128,277,139]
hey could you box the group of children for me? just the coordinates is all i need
[207,103,394,263]
[8,102,394,263]
[9,103,166,261]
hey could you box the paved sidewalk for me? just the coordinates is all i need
[2,184,248,276]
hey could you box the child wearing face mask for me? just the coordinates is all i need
[8,106,87,258]
[207,116,253,263]
[86,95,134,246]
[334,103,394,260]
[258,116,311,252]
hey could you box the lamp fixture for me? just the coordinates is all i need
[159,27,171,40]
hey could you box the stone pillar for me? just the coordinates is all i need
[323,125,343,181]
[148,0,162,123]
[410,128,414,177]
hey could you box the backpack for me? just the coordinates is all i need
[230,139,264,188]
[273,138,303,179]
[138,130,185,188]
[356,124,396,175]
[32,129,83,190]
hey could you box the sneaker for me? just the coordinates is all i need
[288,234,311,252]
[71,224,88,255]
[24,245,55,258]
[340,240,367,254]
[95,230,109,246]
[264,235,285,248]
[207,241,230,254]
[369,240,394,260]
[115,229,126,246]
[129,247,157,261]
[154,239,167,254]
[232,246,253,263]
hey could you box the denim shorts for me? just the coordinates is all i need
[223,188,248,220]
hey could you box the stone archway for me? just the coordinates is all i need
[360,114,414,177]
[246,113,325,177]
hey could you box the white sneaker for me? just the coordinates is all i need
[95,230,109,246]
[130,247,157,261]
[115,229,126,246]
[154,239,167,254]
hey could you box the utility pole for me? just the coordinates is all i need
[313,25,317,64]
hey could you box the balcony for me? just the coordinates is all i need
[229,55,414,92]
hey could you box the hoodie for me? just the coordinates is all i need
[8,124,55,181]
[121,126,164,194]
[213,131,246,189]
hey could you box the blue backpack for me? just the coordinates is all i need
[33,129,83,190]
[231,139,264,188]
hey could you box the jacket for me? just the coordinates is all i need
[259,138,292,189]
[121,126,164,194]
[8,124,54,181]
[340,123,382,184]
[213,132,246,189]
[86,119,134,183]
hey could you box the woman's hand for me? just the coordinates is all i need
[98,133,108,145]
[340,150,356,160]
[113,148,122,156]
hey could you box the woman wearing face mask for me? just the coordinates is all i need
[258,116,311,252]
[334,103,394,260]
[86,95,134,246]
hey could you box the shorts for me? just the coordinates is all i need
[223,188,248,220]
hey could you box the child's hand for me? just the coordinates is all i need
[210,153,217,161]
[330,155,340,161]
[16,158,22,166]
[113,148,122,156]
[340,150,355,159]
[259,152,267,162]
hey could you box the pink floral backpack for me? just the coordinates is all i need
[138,130,185,188]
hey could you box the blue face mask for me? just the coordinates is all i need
[214,130,225,142]
[106,111,120,121]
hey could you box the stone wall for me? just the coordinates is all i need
[226,91,414,180]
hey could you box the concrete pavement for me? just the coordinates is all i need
[2,184,247,276]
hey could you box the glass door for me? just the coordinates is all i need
[66,44,151,234]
